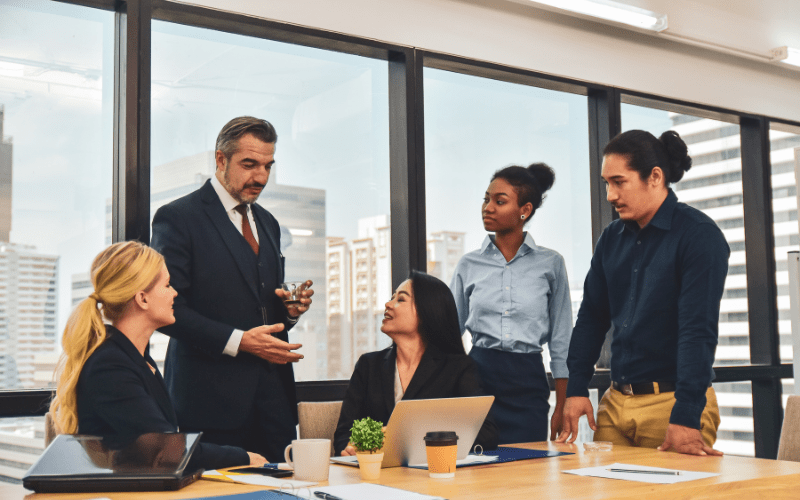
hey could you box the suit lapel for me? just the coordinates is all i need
[382,346,397,417]
[200,181,260,301]
[252,206,283,282]
[403,344,443,400]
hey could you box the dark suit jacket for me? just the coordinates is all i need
[333,344,499,455]
[151,179,297,430]
[77,326,249,471]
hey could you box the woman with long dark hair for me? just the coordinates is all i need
[451,163,573,444]
[333,271,498,456]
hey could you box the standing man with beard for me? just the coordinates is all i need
[151,116,314,462]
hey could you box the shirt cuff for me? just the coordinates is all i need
[566,376,591,398]
[549,362,569,380]
[669,400,705,430]
[222,329,244,357]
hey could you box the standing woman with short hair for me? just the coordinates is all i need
[450,163,573,444]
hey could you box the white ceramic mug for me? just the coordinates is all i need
[284,439,330,481]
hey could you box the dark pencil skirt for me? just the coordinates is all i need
[469,346,550,445]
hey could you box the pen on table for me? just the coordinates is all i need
[314,491,344,500]
[608,468,681,475]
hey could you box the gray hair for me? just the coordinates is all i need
[215,116,278,159]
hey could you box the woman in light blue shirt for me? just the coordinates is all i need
[450,163,573,444]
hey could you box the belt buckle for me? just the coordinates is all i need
[622,384,634,395]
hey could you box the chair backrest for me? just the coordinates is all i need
[778,395,800,461]
[297,401,343,457]
[44,411,58,448]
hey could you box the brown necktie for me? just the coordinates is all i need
[234,204,259,255]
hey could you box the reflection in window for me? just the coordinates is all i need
[622,104,750,455]
[150,21,390,381]
[423,68,591,372]
[0,0,113,481]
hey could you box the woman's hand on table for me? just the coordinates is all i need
[248,452,267,466]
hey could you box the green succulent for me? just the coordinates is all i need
[349,417,385,453]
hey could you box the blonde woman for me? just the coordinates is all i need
[50,241,265,470]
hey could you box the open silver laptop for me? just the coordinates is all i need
[331,395,494,468]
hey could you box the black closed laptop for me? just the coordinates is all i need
[23,432,203,493]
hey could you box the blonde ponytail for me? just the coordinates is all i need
[50,241,164,434]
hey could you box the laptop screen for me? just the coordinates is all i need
[26,433,200,478]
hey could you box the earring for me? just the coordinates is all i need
[520,215,526,220]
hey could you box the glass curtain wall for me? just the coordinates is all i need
[621,103,753,456]
[769,124,800,408]
[0,0,114,483]
[149,21,391,382]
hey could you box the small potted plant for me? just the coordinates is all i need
[350,417,385,480]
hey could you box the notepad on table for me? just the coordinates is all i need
[562,462,720,484]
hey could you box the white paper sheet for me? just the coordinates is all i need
[225,474,317,488]
[202,470,224,477]
[562,462,720,484]
[297,483,444,500]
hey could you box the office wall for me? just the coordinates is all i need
[183,0,800,122]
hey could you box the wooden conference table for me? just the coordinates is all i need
[5,441,800,500]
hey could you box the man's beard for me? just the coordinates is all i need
[223,168,263,204]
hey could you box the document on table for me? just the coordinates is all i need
[562,462,720,484]
[297,483,445,500]
[201,469,316,488]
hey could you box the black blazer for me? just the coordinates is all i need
[76,326,249,471]
[151,180,297,430]
[333,344,498,455]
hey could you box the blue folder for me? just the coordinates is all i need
[406,446,573,470]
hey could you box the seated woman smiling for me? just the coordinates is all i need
[49,241,265,471]
[333,271,498,456]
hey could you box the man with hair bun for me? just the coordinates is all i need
[557,129,729,456]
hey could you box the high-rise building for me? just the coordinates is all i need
[0,106,12,243]
[427,231,465,285]
[325,215,393,379]
[0,244,59,390]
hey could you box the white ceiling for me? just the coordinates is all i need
[525,0,800,60]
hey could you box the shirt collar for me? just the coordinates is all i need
[619,189,677,234]
[480,232,538,256]
[210,174,244,213]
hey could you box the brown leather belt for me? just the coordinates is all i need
[612,381,676,395]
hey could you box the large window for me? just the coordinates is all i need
[621,103,751,455]
[770,123,800,408]
[423,68,591,357]
[0,0,114,482]
[149,21,391,382]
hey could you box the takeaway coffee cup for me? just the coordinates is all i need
[423,431,459,478]
[284,439,330,481]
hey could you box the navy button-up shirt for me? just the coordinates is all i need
[566,189,729,429]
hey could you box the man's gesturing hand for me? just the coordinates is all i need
[239,324,303,364]
[658,424,723,456]
[555,396,597,443]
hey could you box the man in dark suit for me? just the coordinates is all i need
[151,116,313,462]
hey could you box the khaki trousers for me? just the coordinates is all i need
[594,385,721,448]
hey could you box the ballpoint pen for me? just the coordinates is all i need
[314,492,344,500]
[608,468,681,475]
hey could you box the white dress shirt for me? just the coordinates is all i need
[210,175,259,357]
